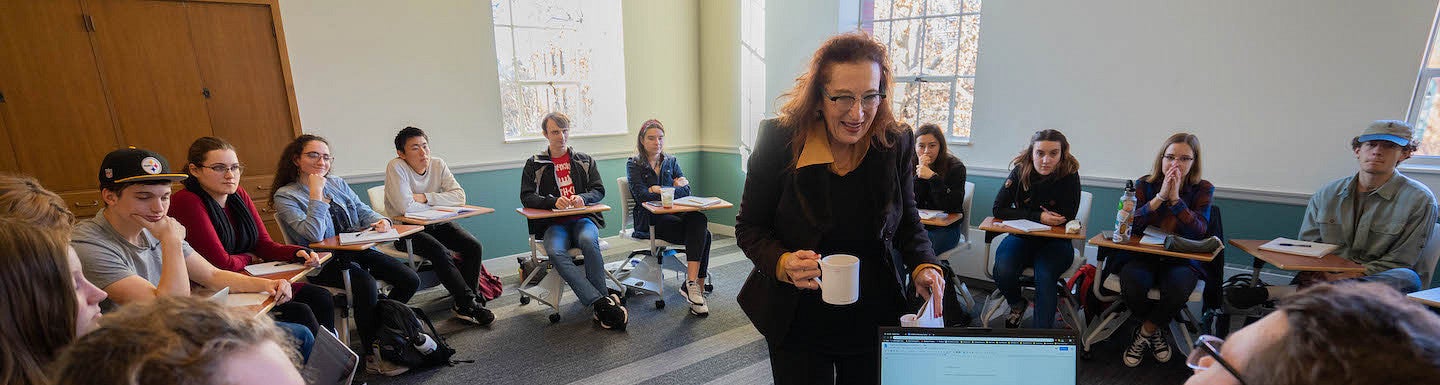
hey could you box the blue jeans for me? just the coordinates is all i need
[1356,267,1423,294]
[543,218,608,306]
[925,225,962,255]
[993,235,1074,328]
[277,321,314,363]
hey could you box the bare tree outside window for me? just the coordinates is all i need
[493,0,627,141]
[861,0,981,141]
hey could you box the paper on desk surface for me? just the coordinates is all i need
[224,293,270,308]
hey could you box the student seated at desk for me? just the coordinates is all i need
[168,137,336,339]
[52,296,306,385]
[69,148,313,359]
[521,112,629,330]
[0,214,106,385]
[382,126,492,323]
[912,123,967,255]
[270,135,442,375]
[626,118,714,317]
[992,129,1081,329]
[1112,133,1213,367]
[1227,121,1437,309]
[1184,281,1440,385]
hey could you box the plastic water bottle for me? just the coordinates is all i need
[1113,180,1136,243]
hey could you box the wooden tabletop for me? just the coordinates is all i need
[641,199,734,215]
[920,212,963,227]
[1407,287,1440,308]
[977,216,1086,240]
[1228,239,1364,273]
[238,252,334,315]
[308,224,424,251]
[1088,234,1217,262]
[391,204,496,225]
[515,204,612,219]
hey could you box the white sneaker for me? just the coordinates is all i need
[679,280,709,317]
[365,348,410,376]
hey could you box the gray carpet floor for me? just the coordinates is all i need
[357,236,1194,385]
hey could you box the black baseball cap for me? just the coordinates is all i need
[98,147,188,189]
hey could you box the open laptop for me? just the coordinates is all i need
[879,327,1078,385]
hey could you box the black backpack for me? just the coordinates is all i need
[372,299,464,369]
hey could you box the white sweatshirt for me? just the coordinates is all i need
[383,157,466,216]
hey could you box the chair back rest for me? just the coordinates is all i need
[961,181,976,240]
[1418,222,1440,289]
[272,212,292,245]
[366,186,387,216]
[616,177,635,230]
[1072,191,1094,253]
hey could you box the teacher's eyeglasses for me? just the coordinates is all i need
[823,91,886,111]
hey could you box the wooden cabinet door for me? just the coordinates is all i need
[186,1,296,176]
[0,109,17,171]
[86,0,212,166]
[0,0,119,191]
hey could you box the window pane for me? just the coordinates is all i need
[952,78,974,138]
[512,28,589,81]
[927,0,962,16]
[922,16,960,76]
[892,0,923,19]
[1416,77,1440,155]
[887,19,924,76]
[492,0,512,24]
[873,0,893,21]
[891,81,920,126]
[964,0,981,13]
[872,21,892,49]
[915,80,952,135]
[959,15,980,75]
[508,0,582,28]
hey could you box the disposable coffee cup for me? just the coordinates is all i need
[815,254,860,305]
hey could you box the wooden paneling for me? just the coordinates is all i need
[87,0,212,166]
[0,110,16,171]
[187,1,294,175]
[59,189,104,219]
[0,0,119,191]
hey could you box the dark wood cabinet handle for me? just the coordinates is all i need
[73,200,99,208]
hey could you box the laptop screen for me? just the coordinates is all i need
[880,327,1077,385]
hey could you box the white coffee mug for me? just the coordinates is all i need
[816,254,860,305]
[660,187,675,208]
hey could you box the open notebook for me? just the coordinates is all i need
[1000,219,1051,232]
[673,196,723,207]
[405,206,476,221]
[338,228,400,245]
[243,261,306,276]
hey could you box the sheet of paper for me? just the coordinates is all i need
[224,293,270,308]
[244,261,306,276]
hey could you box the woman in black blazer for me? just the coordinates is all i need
[735,32,945,385]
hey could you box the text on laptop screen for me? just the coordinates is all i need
[880,330,1077,385]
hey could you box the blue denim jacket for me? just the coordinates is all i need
[627,154,691,238]
[272,175,388,246]
[1299,172,1438,275]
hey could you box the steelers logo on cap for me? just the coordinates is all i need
[141,157,162,175]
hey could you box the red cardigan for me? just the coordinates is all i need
[170,187,305,272]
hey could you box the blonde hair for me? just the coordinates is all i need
[0,174,75,231]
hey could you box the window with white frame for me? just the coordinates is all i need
[1409,13,1440,156]
[739,0,766,170]
[860,0,981,142]
[491,0,627,141]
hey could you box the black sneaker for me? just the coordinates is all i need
[453,298,495,326]
[592,294,629,330]
[1123,328,1149,367]
[1224,285,1270,309]
[1004,301,1027,329]
[1146,327,1172,363]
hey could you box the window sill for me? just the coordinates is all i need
[1400,162,1440,175]
[503,131,630,144]
[948,138,972,146]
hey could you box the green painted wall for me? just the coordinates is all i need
[350,152,702,258]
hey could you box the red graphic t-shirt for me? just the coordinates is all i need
[553,150,575,198]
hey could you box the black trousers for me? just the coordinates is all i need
[769,341,880,385]
[310,248,419,353]
[650,211,711,278]
[396,221,485,304]
[270,283,335,336]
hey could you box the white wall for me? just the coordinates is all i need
[277,0,701,177]
[962,0,1438,195]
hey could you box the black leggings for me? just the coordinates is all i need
[395,222,484,304]
[650,211,712,278]
[310,248,419,352]
[269,283,335,337]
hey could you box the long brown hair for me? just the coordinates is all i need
[269,134,329,205]
[1145,133,1203,186]
[184,137,237,176]
[0,219,79,385]
[914,123,953,176]
[1245,282,1440,385]
[0,174,75,230]
[777,31,899,165]
[634,119,665,164]
[52,296,301,385]
[1011,129,1080,191]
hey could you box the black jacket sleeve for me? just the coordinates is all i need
[577,156,606,204]
[893,131,939,270]
[1054,172,1082,220]
[735,121,793,280]
[519,158,555,209]
[924,158,968,214]
[992,166,1042,222]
